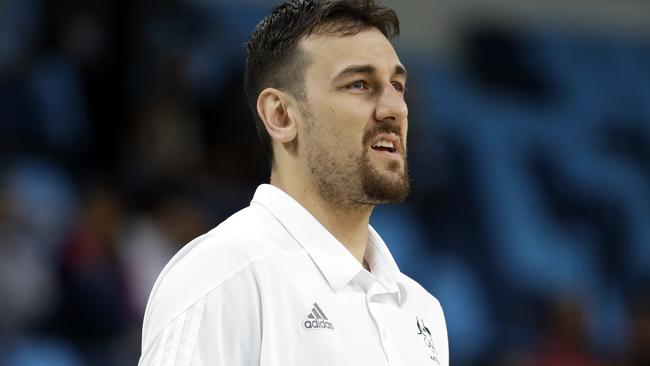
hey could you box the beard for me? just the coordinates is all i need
[358,146,410,204]
[307,122,410,207]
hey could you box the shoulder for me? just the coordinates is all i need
[399,273,444,311]
[153,203,297,294]
[141,203,298,345]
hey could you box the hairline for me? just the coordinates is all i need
[280,23,393,102]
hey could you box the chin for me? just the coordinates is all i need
[355,152,411,204]
[361,170,410,204]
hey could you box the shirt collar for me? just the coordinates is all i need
[250,184,405,303]
[366,225,405,304]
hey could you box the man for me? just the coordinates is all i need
[138,0,448,365]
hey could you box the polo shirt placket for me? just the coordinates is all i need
[355,271,403,366]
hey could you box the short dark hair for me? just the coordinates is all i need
[244,0,400,166]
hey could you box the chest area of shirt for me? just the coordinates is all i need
[256,268,443,366]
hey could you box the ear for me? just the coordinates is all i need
[256,88,299,145]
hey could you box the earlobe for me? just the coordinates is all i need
[257,88,298,144]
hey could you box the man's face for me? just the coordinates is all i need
[297,27,409,206]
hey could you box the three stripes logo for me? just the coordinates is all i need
[302,303,334,331]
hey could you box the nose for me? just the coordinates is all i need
[374,83,408,123]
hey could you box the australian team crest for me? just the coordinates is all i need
[416,317,440,365]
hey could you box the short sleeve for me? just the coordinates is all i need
[139,266,262,366]
[139,299,206,366]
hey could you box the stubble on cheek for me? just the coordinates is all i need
[308,143,362,205]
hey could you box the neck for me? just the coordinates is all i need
[270,169,372,267]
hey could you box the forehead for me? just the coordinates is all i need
[299,27,403,79]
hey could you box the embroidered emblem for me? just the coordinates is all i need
[416,317,440,365]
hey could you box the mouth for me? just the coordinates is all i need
[370,133,402,158]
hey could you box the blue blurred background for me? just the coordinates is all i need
[1,0,649,365]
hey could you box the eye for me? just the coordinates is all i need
[391,81,405,93]
[347,80,370,90]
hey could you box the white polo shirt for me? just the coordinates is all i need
[139,184,448,366]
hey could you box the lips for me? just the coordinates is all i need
[369,132,402,156]
[371,139,396,153]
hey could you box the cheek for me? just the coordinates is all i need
[308,95,372,153]
[403,122,408,147]
[317,110,364,149]
[329,126,362,156]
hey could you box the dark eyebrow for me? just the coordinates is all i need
[395,64,408,79]
[332,64,408,82]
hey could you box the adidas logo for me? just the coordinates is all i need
[302,302,334,331]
